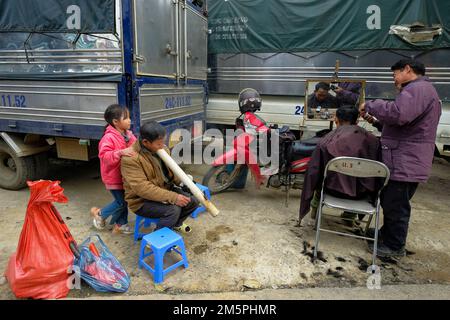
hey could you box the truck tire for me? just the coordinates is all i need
[0,141,36,190]
[31,152,49,181]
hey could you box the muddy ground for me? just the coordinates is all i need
[0,157,449,299]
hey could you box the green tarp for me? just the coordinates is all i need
[0,0,115,33]
[208,0,450,53]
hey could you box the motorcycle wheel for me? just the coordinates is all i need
[202,164,244,194]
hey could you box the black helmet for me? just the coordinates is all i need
[238,88,262,113]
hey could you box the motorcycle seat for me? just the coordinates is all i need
[299,136,321,145]
[291,141,317,158]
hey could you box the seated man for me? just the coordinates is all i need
[121,121,199,233]
[299,105,380,225]
[307,82,340,118]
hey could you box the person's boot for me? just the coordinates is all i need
[367,241,405,258]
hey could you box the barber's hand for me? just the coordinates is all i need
[120,147,137,157]
[358,102,366,116]
[175,194,191,207]
[333,87,343,94]
[363,113,376,124]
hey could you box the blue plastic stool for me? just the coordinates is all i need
[191,183,211,219]
[138,227,188,283]
[134,215,159,243]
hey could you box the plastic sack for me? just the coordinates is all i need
[4,180,77,299]
[74,234,130,293]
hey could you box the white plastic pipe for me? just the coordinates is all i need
[156,149,219,217]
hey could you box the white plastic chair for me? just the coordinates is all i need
[313,156,390,270]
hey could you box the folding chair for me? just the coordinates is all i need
[313,156,390,270]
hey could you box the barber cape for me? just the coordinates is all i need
[299,125,380,219]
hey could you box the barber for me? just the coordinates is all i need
[359,59,441,258]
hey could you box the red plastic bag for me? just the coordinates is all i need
[4,180,77,299]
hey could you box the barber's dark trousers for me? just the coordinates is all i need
[380,180,418,250]
[135,190,199,230]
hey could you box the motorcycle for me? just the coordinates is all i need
[202,88,327,204]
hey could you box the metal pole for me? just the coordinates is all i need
[184,0,188,84]
[175,0,180,85]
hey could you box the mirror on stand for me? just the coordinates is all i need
[303,79,366,126]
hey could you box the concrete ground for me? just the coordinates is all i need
[71,284,450,300]
[0,157,449,300]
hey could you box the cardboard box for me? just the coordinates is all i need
[55,138,97,161]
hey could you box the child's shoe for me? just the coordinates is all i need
[112,224,133,234]
[90,207,106,230]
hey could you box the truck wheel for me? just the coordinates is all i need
[31,152,49,181]
[0,141,36,190]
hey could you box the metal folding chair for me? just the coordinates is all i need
[313,156,390,270]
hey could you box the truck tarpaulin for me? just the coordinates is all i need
[208,0,450,54]
[0,0,115,34]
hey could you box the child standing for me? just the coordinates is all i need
[91,104,137,234]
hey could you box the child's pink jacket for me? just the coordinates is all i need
[98,125,137,190]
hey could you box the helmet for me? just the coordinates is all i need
[238,88,262,113]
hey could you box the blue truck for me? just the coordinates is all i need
[0,0,208,189]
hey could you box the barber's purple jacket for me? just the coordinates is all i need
[337,82,361,105]
[366,77,441,182]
